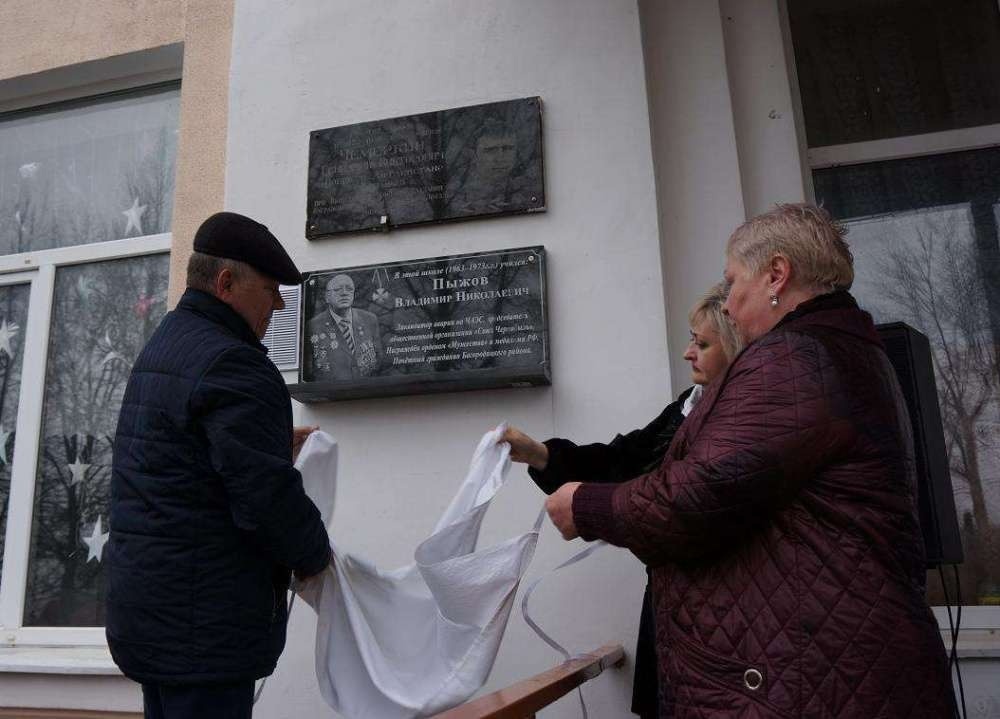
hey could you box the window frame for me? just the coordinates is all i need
[0,76,179,668]
[778,0,1000,636]
[0,234,171,654]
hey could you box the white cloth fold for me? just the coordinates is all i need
[295,425,542,719]
[681,383,703,417]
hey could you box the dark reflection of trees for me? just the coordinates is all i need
[868,222,1000,604]
[0,88,176,624]
[23,255,167,627]
[123,129,175,237]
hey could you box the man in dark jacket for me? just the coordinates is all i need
[108,212,332,719]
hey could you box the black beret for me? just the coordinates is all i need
[193,212,303,285]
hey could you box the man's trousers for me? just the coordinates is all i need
[142,680,254,719]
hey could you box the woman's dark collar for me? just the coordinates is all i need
[774,290,856,330]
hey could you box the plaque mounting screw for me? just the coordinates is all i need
[309,225,317,232]
[530,196,537,202]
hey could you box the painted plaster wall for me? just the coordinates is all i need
[224,0,669,716]
[638,0,747,393]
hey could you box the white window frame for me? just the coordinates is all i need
[0,235,171,663]
[0,66,180,672]
[778,0,1000,639]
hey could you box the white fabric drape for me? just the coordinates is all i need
[295,425,542,719]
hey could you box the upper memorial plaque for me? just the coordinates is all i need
[306,97,545,236]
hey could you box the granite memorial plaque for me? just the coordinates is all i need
[306,97,544,236]
[290,246,550,401]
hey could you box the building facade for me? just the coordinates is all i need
[0,1,998,717]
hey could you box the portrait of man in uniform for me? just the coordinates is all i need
[304,273,383,381]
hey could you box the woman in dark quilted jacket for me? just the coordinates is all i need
[546,203,956,718]
[502,282,740,719]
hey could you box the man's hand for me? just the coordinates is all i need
[292,425,319,463]
[545,482,581,540]
[500,426,549,470]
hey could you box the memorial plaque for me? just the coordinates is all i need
[306,97,545,236]
[290,246,550,401]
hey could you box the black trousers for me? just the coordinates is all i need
[631,582,660,719]
[142,681,254,719]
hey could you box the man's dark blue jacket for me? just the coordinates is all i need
[107,288,331,684]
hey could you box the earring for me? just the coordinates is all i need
[769,294,779,307]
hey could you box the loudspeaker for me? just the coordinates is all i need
[876,322,964,567]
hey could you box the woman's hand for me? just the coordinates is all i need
[500,426,549,470]
[292,425,319,462]
[545,482,581,540]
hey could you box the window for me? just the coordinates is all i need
[0,83,176,646]
[787,0,1000,618]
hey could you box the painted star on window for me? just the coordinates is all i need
[82,516,110,563]
[0,318,20,359]
[68,457,91,486]
[0,424,9,465]
[122,197,147,236]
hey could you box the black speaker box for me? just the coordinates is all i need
[876,322,964,567]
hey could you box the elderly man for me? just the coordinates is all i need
[107,212,332,719]
[304,273,382,381]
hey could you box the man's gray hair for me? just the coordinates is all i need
[186,251,255,294]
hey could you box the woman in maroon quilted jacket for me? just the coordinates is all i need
[546,203,956,718]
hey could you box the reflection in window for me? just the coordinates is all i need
[815,149,1000,605]
[23,255,167,626]
[0,284,31,580]
[788,0,1000,146]
[0,84,179,255]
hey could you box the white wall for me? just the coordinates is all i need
[225,1,669,717]
[638,0,747,392]
[719,0,808,217]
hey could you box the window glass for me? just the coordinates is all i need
[0,283,31,579]
[23,254,167,626]
[788,0,1000,146]
[814,148,1000,605]
[0,84,179,254]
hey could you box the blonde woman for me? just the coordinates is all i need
[502,283,739,719]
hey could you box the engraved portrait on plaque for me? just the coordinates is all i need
[292,247,550,401]
[306,97,545,236]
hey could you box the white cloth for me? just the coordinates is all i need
[681,383,703,417]
[295,425,542,719]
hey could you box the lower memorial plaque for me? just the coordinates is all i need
[290,246,550,401]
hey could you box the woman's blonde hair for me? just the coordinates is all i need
[689,282,742,361]
[726,203,854,293]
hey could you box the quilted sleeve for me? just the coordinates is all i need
[190,346,332,577]
[528,393,688,494]
[572,330,856,566]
